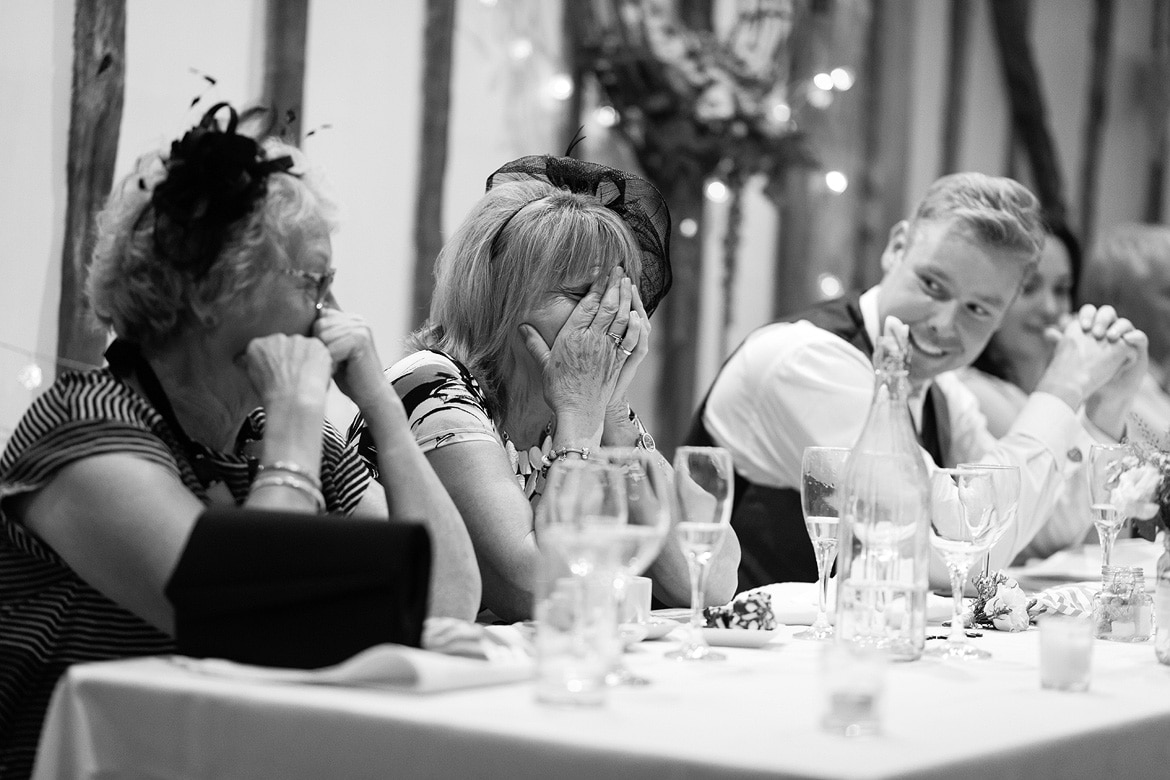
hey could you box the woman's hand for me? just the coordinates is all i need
[241,333,333,411]
[520,266,634,435]
[603,283,653,439]
[312,307,398,415]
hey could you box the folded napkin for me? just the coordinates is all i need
[170,643,532,693]
[740,582,954,625]
[170,618,533,693]
[1029,583,1097,619]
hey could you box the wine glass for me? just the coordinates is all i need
[1087,443,1131,569]
[796,446,851,641]
[535,459,629,703]
[926,467,1014,660]
[666,446,734,662]
[957,463,1021,580]
[594,447,672,685]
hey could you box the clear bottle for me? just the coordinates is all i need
[1092,565,1153,643]
[835,326,931,661]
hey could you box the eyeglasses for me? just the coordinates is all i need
[281,267,335,311]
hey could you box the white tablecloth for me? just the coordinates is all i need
[33,627,1170,779]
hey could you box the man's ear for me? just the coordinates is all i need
[880,220,910,274]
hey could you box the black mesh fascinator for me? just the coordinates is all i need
[149,102,295,277]
[485,155,672,317]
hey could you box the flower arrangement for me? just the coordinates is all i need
[967,572,1036,632]
[1103,443,1170,542]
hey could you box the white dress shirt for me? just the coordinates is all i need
[702,287,1107,583]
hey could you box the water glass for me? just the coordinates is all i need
[534,459,627,705]
[1039,614,1093,692]
[534,574,619,705]
[820,642,885,737]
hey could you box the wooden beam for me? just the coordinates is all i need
[939,0,972,176]
[411,0,457,330]
[263,0,309,140]
[855,0,912,293]
[1144,0,1169,223]
[57,0,125,369]
[1078,0,1115,249]
[988,0,1067,222]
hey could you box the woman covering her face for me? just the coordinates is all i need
[0,104,479,776]
[349,155,741,621]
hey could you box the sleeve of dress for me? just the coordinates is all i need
[0,372,182,503]
[346,351,501,476]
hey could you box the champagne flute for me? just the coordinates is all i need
[666,446,734,662]
[957,463,1021,580]
[925,467,1013,660]
[594,447,672,685]
[1087,444,1131,569]
[796,446,851,641]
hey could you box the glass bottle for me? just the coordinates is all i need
[835,327,931,661]
[1155,537,1170,663]
[1092,565,1153,643]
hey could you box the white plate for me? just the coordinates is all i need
[640,616,684,641]
[699,627,782,648]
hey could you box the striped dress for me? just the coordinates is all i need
[0,368,370,778]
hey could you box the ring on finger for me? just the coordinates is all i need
[618,346,634,357]
[606,331,624,345]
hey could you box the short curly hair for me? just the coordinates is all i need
[86,137,337,350]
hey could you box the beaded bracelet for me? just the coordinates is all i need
[258,460,322,490]
[540,446,591,477]
[251,473,326,513]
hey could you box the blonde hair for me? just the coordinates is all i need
[412,179,643,417]
[909,172,1045,259]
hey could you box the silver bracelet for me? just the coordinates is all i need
[258,460,322,489]
[251,473,326,512]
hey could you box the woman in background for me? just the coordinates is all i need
[350,155,740,621]
[960,219,1081,437]
[958,218,1084,562]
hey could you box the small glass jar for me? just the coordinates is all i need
[1092,565,1153,642]
[1155,537,1170,664]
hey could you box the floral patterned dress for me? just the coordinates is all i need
[348,350,553,500]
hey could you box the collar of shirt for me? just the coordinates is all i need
[859,285,930,429]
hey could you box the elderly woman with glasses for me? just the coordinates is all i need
[349,155,741,622]
[0,104,480,775]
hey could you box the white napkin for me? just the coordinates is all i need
[741,582,954,625]
[170,643,532,693]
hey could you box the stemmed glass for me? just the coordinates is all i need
[926,467,1014,660]
[594,447,672,685]
[1088,443,1131,569]
[957,463,1021,579]
[796,446,851,641]
[666,446,734,661]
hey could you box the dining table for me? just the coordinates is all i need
[31,613,1170,780]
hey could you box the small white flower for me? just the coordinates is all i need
[1111,462,1161,519]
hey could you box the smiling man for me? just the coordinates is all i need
[687,173,1147,590]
